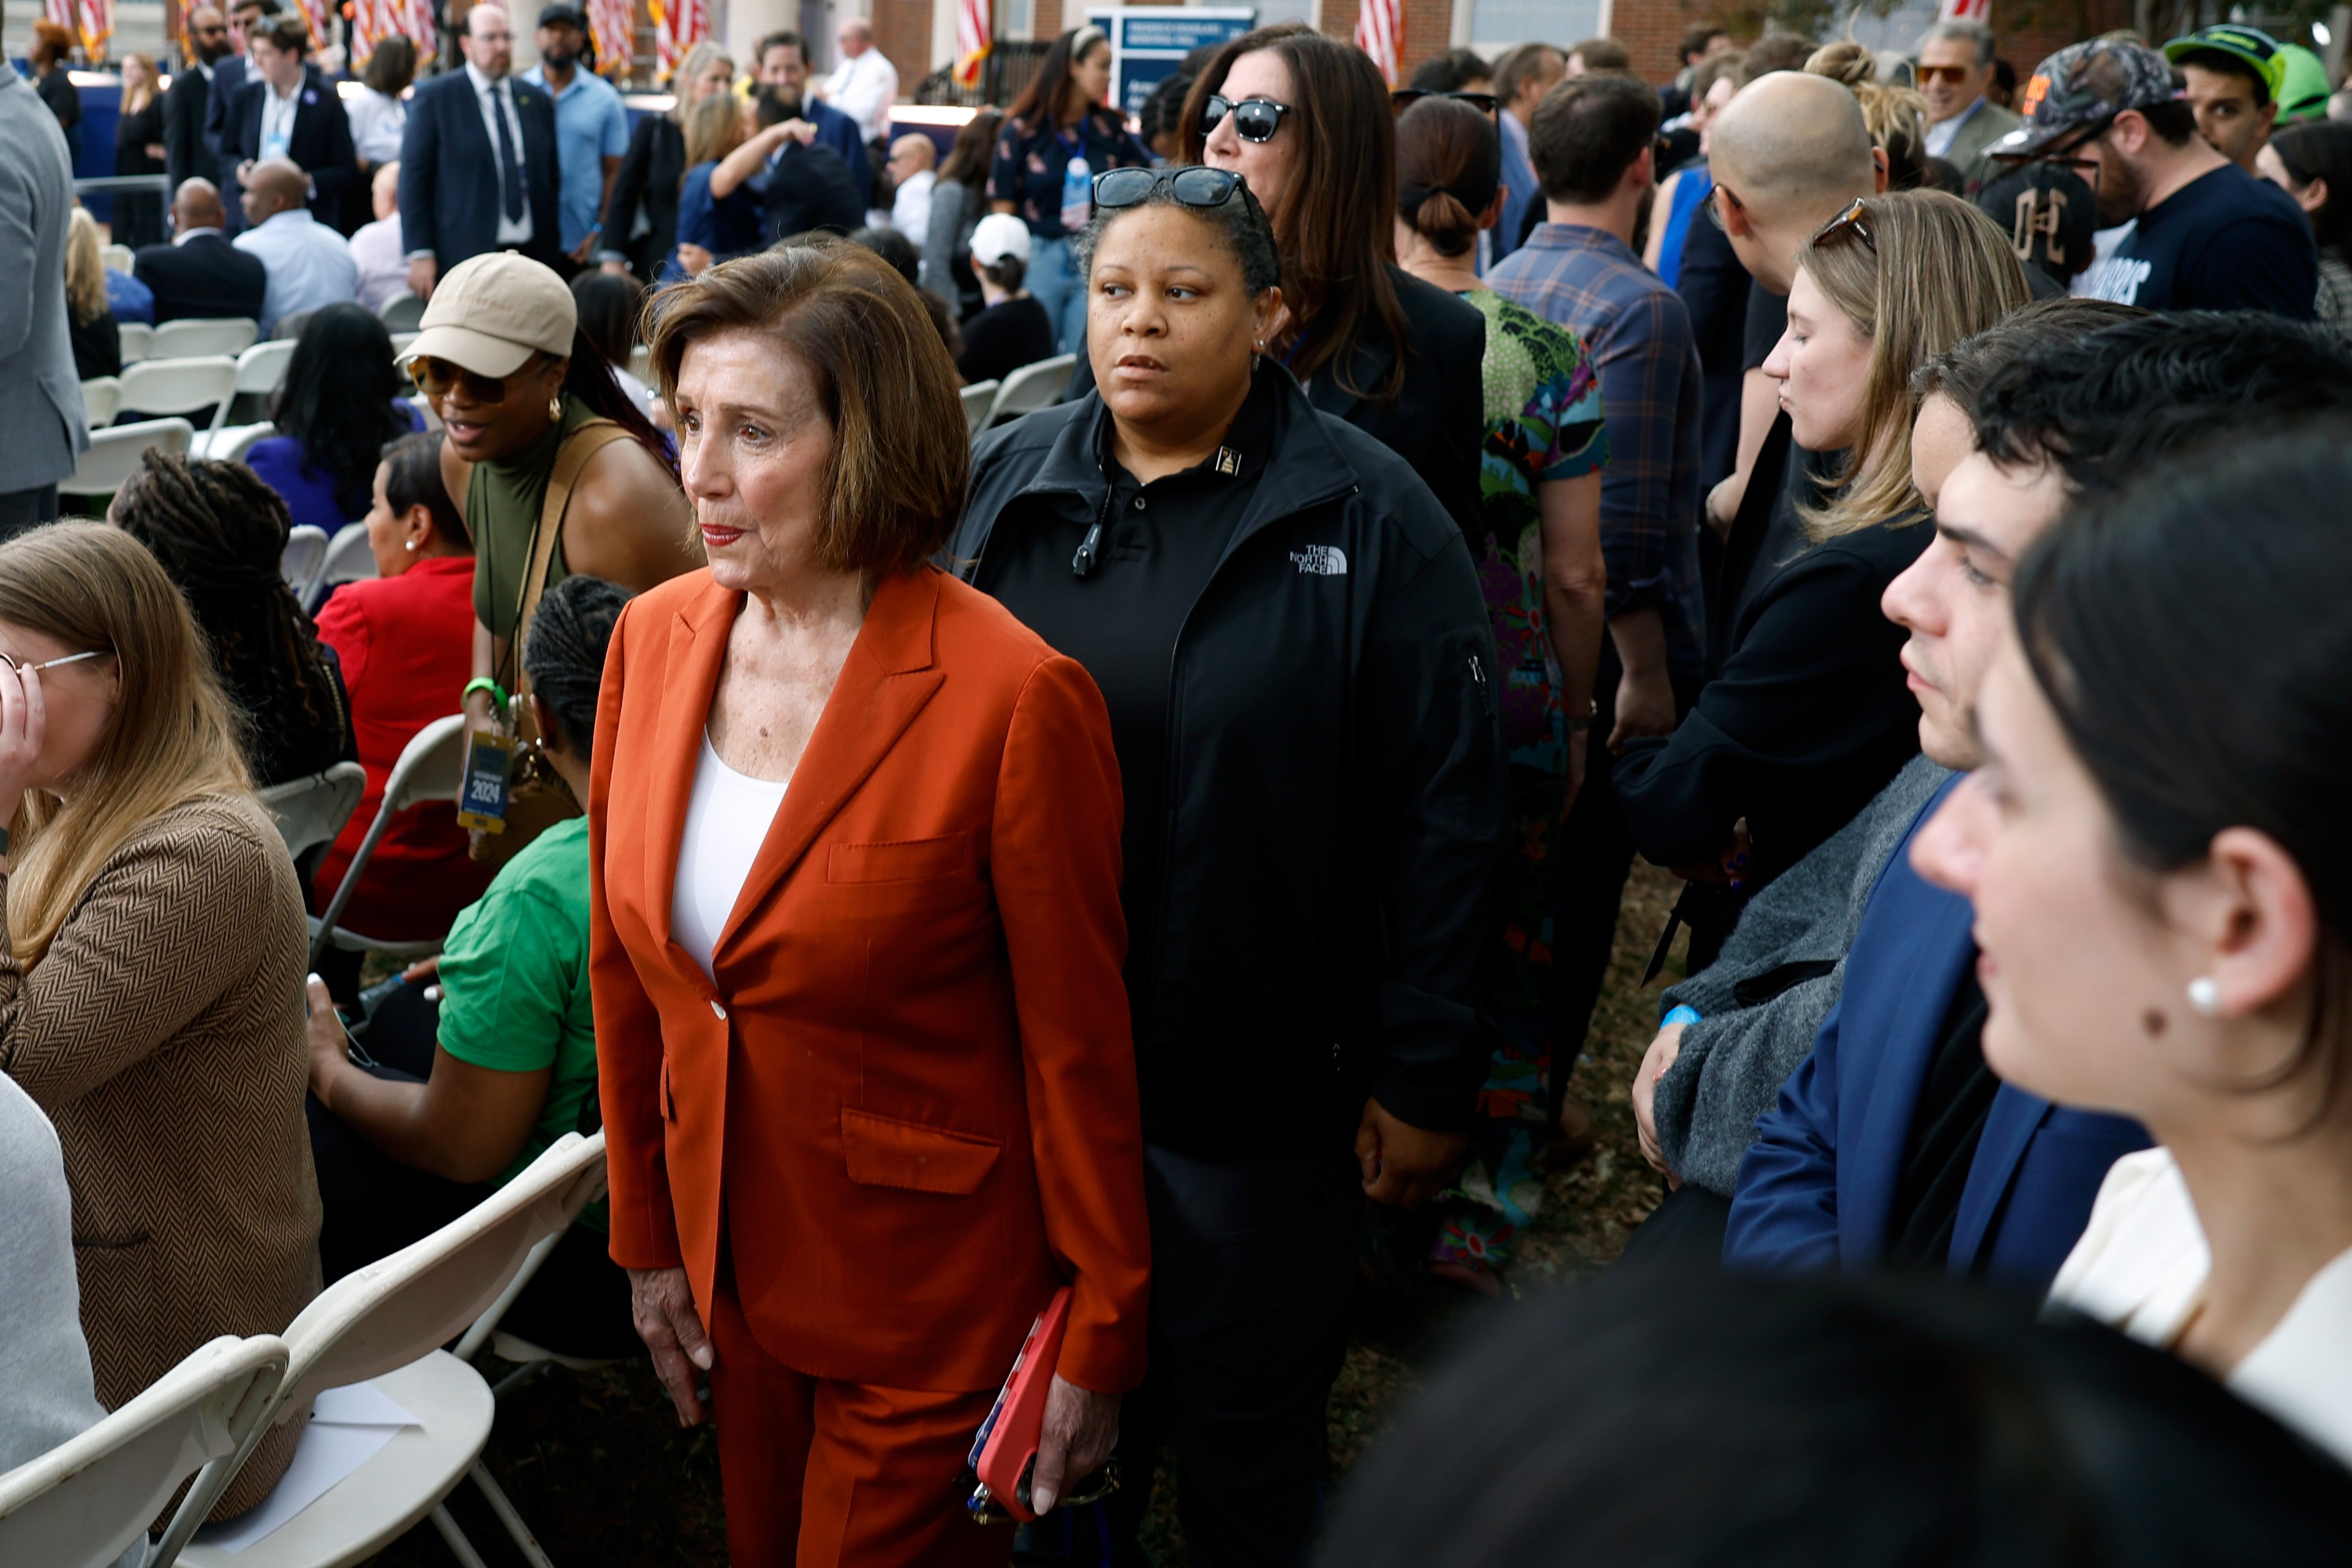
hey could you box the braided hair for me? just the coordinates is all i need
[524,575,631,755]
[112,451,353,785]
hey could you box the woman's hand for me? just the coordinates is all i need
[1632,1022,1685,1186]
[0,658,48,829]
[629,1267,714,1427]
[1030,1376,1119,1515]
[303,975,353,1104]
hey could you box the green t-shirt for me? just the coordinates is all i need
[437,815,603,1227]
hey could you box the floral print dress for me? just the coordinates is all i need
[1431,288,1608,1280]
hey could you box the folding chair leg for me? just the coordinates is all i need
[469,1461,558,1568]
[488,1357,553,1400]
[427,1502,496,1568]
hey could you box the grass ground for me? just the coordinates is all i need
[380,864,1686,1566]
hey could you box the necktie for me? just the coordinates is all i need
[493,81,526,223]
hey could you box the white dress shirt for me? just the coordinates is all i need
[2048,1146,2352,1469]
[258,78,300,161]
[467,61,535,247]
[349,213,407,313]
[233,207,359,333]
[345,84,407,165]
[889,167,935,247]
[818,48,897,144]
[1924,96,1983,160]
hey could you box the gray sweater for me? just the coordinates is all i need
[1652,754,1952,1195]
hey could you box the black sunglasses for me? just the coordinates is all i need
[1390,88,1499,116]
[1093,164,1249,213]
[1200,93,1291,143]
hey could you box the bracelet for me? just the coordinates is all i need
[1564,697,1598,734]
[1662,1005,1702,1028]
[463,677,510,714]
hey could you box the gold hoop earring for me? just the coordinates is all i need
[548,395,562,422]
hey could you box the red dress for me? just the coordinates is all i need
[312,554,494,940]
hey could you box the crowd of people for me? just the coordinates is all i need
[2,7,2352,1564]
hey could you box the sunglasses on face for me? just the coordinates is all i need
[0,649,109,676]
[1200,94,1291,143]
[407,356,527,403]
[1390,88,1499,117]
[1811,195,1876,254]
[1916,63,1973,86]
[194,23,228,36]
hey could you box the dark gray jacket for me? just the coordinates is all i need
[1653,753,1951,1194]
[0,61,88,496]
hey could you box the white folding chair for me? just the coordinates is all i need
[117,321,153,365]
[149,317,260,361]
[377,294,426,334]
[960,379,1000,440]
[388,331,419,360]
[118,356,240,431]
[79,375,121,429]
[0,1334,288,1568]
[232,340,298,404]
[59,418,194,499]
[316,521,378,598]
[308,715,468,966]
[256,763,367,869]
[100,242,135,274]
[164,1133,610,1568]
[197,420,276,464]
[280,525,330,603]
[986,353,1077,429]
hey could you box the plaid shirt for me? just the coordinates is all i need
[1489,223,1706,676]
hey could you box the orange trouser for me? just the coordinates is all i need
[708,1285,1016,1567]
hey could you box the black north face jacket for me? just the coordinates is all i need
[947,374,1510,1154]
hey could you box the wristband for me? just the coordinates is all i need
[463,677,510,714]
[1662,1005,1702,1028]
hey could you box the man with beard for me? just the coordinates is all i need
[522,2,630,270]
[164,5,235,200]
[1996,37,2314,315]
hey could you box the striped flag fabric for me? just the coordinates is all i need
[1937,0,1991,20]
[77,0,113,59]
[289,0,336,53]
[650,0,706,81]
[1354,0,1401,86]
[954,0,990,89]
[588,0,636,76]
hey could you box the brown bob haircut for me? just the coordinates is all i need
[647,241,970,578]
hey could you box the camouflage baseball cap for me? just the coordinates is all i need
[1991,37,2184,159]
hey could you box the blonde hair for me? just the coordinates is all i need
[64,208,108,326]
[0,524,252,968]
[683,90,749,171]
[1806,42,1930,187]
[1796,190,2029,540]
[671,40,734,123]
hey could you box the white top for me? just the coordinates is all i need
[233,208,358,333]
[612,364,661,423]
[349,213,407,314]
[1923,95,1983,159]
[820,48,897,143]
[2048,1146,2352,1468]
[670,731,791,980]
[258,79,301,161]
[345,83,408,165]
[891,167,935,248]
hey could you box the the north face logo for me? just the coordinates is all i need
[1291,545,1348,576]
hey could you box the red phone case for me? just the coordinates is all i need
[971,1286,1072,1524]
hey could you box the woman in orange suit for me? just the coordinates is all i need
[589,242,1151,1565]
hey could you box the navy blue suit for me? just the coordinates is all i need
[396,69,561,273]
[1724,776,2149,1287]
[226,77,357,222]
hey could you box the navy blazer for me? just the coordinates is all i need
[397,69,561,271]
[227,76,356,220]
[1722,775,2150,1288]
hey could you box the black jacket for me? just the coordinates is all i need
[755,140,865,246]
[162,64,211,196]
[134,232,268,324]
[950,374,1510,1153]
[604,114,685,277]
[1067,263,1487,538]
[228,76,358,221]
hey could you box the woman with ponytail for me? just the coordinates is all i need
[0,521,320,1520]
[1393,94,1609,1291]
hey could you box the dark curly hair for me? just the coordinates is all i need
[273,303,414,522]
[111,451,352,785]
[524,575,631,753]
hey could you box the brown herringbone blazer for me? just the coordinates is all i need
[0,793,322,1518]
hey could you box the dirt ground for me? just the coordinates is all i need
[380,864,1686,1567]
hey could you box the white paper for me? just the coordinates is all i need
[192,1381,422,1555]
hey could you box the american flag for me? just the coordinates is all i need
[650,0,706,81]
[288,0,335,54]
[45,0,112,62]
[353,0,434,65]
[588,0,635,76]
[954,0,989,89]
[1354,0,1401,86]
[1937,0,1992,20]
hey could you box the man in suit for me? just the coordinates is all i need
[753,29,871,209]
[134,178,269,323]
[1721,311,2352,1284]
[0,59,87,537]
[740,91,864,246]
[398,4,560,298]
[1918,20,2022,190]
[227,18,358,226]
[202,0,285,231]
[162,5,234,198]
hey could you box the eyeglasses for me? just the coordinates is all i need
[1916,63,1973,86]
[0,649,109,676]
[1390,88,1499,117]
[1200,94,1291,143]
[407,356,521,403]
[1811,196,1876,253]
[1703,182,1746,232]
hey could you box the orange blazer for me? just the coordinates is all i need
[590,565,1150,1395]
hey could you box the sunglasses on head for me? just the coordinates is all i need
[1200,93,1291,143]
[1811,195,1876,254]
[1093,164,1251,213]
[407,356,531,403]
[1390,88,1499,117]
[1915,63,1973,85]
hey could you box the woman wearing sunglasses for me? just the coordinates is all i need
[953,162,1507,1563]
[1615,192,2026,945]
[404,254,699,859]
[0,522,321,1521]
[1912,436,2352,1469]
[1178,22,1488,537]
[987,24,1152,355]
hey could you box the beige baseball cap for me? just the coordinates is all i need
[407,252,577,379]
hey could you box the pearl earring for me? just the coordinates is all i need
[548,395,563,422]
[2187,976,2222,1016]
[404,539,418,552]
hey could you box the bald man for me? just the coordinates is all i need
[233,157,358,333]
[817,17,897,143]
[1701,72,1885,551]
[885,132,935,244]
[134,176,269,322]
[396,2,561,295]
